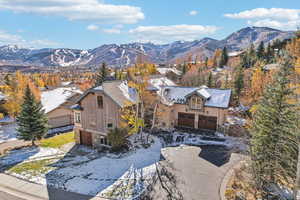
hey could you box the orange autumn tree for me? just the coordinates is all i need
[3,71,41,118]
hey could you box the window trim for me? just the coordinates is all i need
[75,112,81,123]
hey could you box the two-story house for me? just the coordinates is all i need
[72,81,137,148]
[156,85,232,131]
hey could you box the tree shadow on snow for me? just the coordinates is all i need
[0,146,39,172]
[198,145,231,167]
[45,145,94,200]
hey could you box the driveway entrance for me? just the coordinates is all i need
[149,145,244,200]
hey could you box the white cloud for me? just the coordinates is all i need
[103,28,121,34]
[224,8,300,30]
[189,10,198,16]
[0,30,59,48]
[129,24,218,44]
[87,24,99,31]
[224,8,300,20]
[0,0,145,24]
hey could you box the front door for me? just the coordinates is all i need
[177,112,195,128]
[80,131,93,146]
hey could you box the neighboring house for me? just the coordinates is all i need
[72,81,137,148]
[41,87,82,129]
[156,86,232,131]
[147,76,176,92]
[156,67,182,76]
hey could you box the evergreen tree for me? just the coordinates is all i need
[204,57,208,69]
[220,46,229,67]
[257,41,265,60]
[250,61,299,198]
[94,62,108,87]
[16,85,48,146]
[181,63,187,78]
[266,43,274,63]
[207,72,213,88]
[234,66,244,99]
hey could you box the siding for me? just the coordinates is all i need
[79,91,121,135]
[47,107,74,128]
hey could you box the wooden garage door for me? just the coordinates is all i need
[80,131,92,146]
[178,112,195,128]
[198,115,217,130]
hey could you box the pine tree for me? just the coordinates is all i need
[234,66,244,99]
[257,41,265,60]
[204,57,208,69]
[250,60,299,198]
[94,62,108,87]
[207,72,213,87]
[220,46,229,67]
[16,85,48,146]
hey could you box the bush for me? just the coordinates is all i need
[107,128,128,152]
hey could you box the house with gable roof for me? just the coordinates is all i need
[156,85,232,131]
[72,80,138,148]
[41,87,82,129]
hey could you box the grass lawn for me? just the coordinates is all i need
[8,158,58,175]
[40,132,75,148]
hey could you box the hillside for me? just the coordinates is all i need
[0,27,293,67]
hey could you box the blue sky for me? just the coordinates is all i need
[0,0,299,49]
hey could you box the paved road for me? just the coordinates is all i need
[0,191,26,200]
[149,145,243,200]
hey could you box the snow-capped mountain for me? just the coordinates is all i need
[0,27,294,67]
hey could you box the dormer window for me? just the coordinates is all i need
[190,96,203,110]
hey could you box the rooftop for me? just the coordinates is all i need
[160,86,231,108]
[41,87,82,113]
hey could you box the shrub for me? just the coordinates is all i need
[107,128,128,152]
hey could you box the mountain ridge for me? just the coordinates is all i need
[0,26,294,67]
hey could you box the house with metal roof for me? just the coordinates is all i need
[156,85,232,131]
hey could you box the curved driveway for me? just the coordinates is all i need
[151,145,244,200]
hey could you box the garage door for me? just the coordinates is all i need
[198,115,217,130]
[178,112,195,128]
[80,131,93,146]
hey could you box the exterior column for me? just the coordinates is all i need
[194,114,199,129]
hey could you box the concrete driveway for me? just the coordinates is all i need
[149,145,244,200]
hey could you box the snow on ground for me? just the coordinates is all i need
[0,147,64,166]
[161,131,247,152]
[1,135,162,198]
[157,67,182,75]
[226,116,246,126]
[0,123,18,144]
[47,136,161,196]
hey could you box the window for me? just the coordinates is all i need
[100,137,108,145]
[75,112,81,123]
[107,123,113,129]
[190,96,202,110]
[97,96,103,109]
